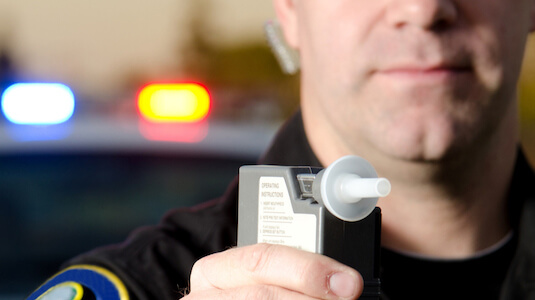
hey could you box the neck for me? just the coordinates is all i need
[305,103,519,258]
[379,109,518,258]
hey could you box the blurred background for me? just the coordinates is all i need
[0,1,294,298]
[0,0,300,121]
[0,0,534,299]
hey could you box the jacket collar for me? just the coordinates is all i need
[259,110,322,167]
[501,150,535,298]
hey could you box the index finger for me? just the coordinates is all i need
[190,243,363,299]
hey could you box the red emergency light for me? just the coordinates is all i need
[137,83,211,123]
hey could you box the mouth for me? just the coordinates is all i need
[374,64,473,82]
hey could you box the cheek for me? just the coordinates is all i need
[469,25,505,93]
[466,0,530,93]
[298,3,383,92]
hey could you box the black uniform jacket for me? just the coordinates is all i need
[29,112,535,300]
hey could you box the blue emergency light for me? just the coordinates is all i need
[1,83,75,125]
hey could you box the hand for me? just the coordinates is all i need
[184,243,363,299]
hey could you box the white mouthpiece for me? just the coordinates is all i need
[317,155,391,222]
[339,175,391,203]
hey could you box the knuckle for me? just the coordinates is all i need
[297,259,329,290]
[189,257,204,279]
[240,243,276,275]
[189,255,211,289]
[302,258,327,277]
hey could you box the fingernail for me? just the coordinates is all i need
[329,272,357,298]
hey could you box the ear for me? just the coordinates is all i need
[273,0,300,49]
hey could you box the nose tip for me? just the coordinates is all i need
[386,0,458,30]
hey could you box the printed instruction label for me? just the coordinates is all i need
[258,176,317,252]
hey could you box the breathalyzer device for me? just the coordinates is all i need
[237,155,391,299]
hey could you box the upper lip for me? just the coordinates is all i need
[377,61,472,73]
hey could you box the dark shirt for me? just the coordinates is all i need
[381,233,516,300]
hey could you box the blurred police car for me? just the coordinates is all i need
[0,82,279,299]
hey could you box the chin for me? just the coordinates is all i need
[377,131,460,163]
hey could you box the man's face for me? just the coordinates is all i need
[279,0,534,162]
